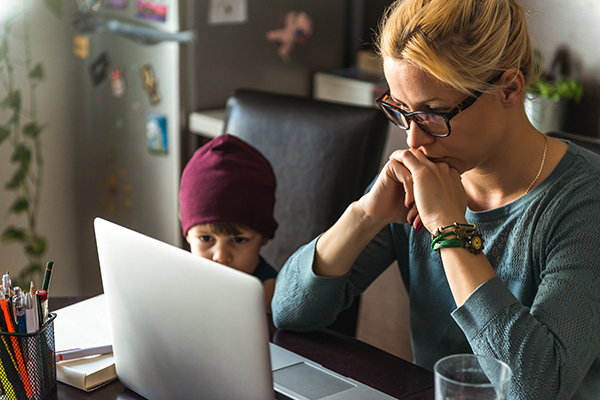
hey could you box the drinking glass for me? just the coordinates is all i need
[434,354,512,400]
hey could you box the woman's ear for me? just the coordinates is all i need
[499,68,525,107]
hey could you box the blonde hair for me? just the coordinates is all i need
[376,0,534,95]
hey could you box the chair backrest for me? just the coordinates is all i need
[548,131,600,155]
[223,88,389,270]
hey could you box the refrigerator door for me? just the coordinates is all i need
[73,2,187,293]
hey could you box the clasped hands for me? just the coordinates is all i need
[357,148,468,233]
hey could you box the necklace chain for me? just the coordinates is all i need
[525,135,548,194]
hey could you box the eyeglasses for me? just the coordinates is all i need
[376,75,502,138]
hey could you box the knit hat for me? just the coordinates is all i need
[179,134,278,238]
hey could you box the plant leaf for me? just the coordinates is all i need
[11,144,31,169]
[3,90,21,112]
[25,235,46,257]
[1,227,27,243]
[44,0,63,18]
[5,167,27,189]
[0,126,9,144]
[10,197,29,213]
[22,122,42,138]
[7,111,19,126]
[28,63,44,81]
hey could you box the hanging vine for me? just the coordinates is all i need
[0,5,48,288]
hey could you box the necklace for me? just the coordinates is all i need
[525,135,547,194]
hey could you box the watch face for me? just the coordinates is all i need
[468,232,484,254]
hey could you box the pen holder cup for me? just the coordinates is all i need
[0,313,57,400]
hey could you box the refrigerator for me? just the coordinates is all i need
[70,0,347,295]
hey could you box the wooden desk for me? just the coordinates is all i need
[45,297,434,399]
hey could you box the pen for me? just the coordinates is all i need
[56,344,113,362]
[36,289,48,324]
[29,281,35,296]
[35,292,43,328]
[24,292,37,333]
[42,261,53,292]
[12,287,26,333]
[2,272,10,299]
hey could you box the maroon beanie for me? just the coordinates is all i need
[179,134,278,238]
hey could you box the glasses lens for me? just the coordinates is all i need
[381,104,409,129]
[413,113,449,137]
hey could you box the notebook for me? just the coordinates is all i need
[94,217,395,400]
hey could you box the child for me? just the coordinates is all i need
[179,134,278,313]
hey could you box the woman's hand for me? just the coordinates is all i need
[355,156,415,228]
[389,149,468,233]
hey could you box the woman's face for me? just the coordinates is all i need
[383,58,505,174]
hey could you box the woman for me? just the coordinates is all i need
[271,0,600,398]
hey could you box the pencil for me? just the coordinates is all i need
[56,344,113,362]
[42,261,53,292]
[0,295,18,399]
[0,298,33,397]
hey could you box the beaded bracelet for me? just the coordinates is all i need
[430,222,484,255]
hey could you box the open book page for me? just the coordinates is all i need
[54,295,116,391]
[53,294,111,351]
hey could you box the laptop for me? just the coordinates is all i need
[94,217,395,400]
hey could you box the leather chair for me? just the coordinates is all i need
[548,131,600,154]
[222,88,389,336]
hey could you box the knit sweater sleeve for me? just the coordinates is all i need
[453,187,600,400]
[272,226,398,331]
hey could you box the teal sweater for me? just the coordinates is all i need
[272,142,600,400]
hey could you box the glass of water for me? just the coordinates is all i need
[434,354,512,400]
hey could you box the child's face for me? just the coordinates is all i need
[186,224,268,275]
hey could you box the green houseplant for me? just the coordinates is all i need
[526,49,583,102]
[525,49,583,132]
[0,1,61,288]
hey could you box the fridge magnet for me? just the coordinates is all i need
[208,0,248,25]
[146,113,168,155]
[73,34,90,59]
[76,0,102,12]
[266,11,313,61]
[97,151,133,214]
[89,52,110,86]
[135,1,167,23]
[140,64,161,105]
[105,0,128,9]
[110,68,127,98]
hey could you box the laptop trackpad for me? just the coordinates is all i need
[273,362,356,400]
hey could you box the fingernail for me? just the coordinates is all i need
[415,221,422,232]
[408,202,415,209]
[407,215,414,226]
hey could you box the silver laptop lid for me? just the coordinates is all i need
[94,217,274,400]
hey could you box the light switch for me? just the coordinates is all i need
[208,0,248,25]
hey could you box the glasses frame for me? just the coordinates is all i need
[376,74,503,138]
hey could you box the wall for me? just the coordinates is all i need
[0,1,80,295]
[185,0,347,112]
